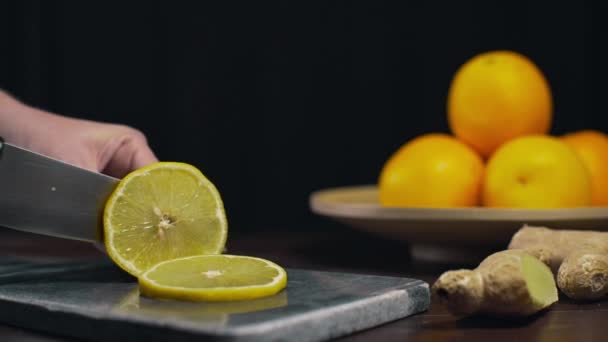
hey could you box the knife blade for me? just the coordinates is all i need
[0,138,119,242]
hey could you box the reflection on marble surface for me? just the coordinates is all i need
[0,257,429,341]
[114,287,289,327]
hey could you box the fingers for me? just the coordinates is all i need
[131,141,159,169]
[101,132,158,178]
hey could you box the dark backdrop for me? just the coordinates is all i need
[1,1,606,233]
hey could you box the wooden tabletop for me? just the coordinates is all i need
[0,227,606,341]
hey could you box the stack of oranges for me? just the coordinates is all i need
[379,51,608,208]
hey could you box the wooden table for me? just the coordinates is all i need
[0,228,606,341]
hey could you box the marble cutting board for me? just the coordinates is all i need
[0,257,429,341]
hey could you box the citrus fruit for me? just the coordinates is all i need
[379,133,484,207]
[561,130,608,206]
[483,135,592,208]
[104,162,228,277]
[447,50,553,158]
[138,255,287,301]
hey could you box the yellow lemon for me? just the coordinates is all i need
[139,255,287,302]
[562,130,608,206]
[379,133,484,207]
[483,135,592,208]
[448,51,553,158]
[104,162,228,277]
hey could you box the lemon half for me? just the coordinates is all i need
[139,255,287,301]
[104,162,227,277]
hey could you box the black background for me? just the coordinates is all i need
[1,1,606,233]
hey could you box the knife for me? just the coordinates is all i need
[0,137,119,242]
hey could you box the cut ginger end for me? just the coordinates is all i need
[521,254,559,310]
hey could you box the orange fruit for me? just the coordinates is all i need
[379,133,484,207]
[447,51,553,158]
[483,135,592,208]
[561,130,608,206]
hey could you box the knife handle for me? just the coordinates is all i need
[0,136,4,155]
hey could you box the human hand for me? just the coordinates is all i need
[0,91,157,178]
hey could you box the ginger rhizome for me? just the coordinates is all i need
[509,225,608,300]
[432,249,558,316]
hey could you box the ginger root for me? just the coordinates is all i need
[432,250,558,316]
[509,225,608,300]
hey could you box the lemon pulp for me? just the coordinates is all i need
[139,255,287,301]
[104,162,227,276]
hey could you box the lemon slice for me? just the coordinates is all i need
[138,255,287,301]
[104,162,227,277]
